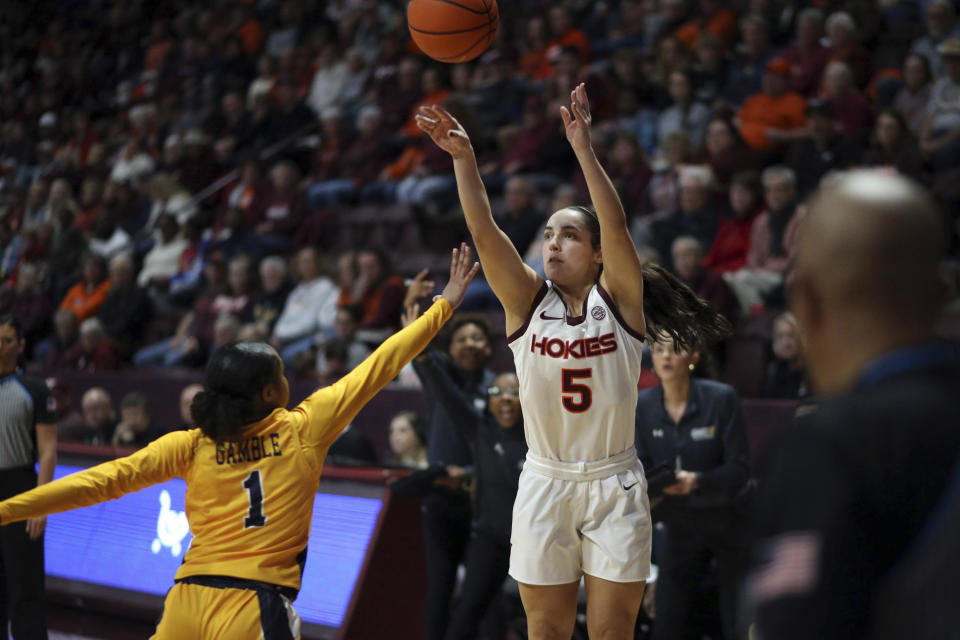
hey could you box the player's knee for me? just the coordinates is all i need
[586,610,637,640]
[527,614,575,640]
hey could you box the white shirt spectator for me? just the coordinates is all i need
[307,60,348,116]
[138,236,190,287]
[111,152,155,183]
[89,227,133,261]
[272,276,339,344]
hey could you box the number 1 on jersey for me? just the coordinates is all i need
[561,368,593,413]
[242,470,266,528]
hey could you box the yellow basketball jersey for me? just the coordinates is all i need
[0,300,453,591]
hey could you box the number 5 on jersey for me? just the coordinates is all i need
[243,470,267,528]
[561,368,592,413]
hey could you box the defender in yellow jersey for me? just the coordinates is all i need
[0,245,480,640]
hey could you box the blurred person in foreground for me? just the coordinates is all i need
[746,170,960,639]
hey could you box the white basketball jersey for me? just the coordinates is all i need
[508,281,645,463]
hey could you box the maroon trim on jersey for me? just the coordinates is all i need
[506,282,549,344]
[597,284,646,342]
[558,289,589,327]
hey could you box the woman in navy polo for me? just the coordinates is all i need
[635,334,751,640]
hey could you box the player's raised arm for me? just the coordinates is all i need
[416,105,542,332]
[561,84,645,332]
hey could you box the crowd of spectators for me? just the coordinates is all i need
[2,0,959,406]
[6,4,957,638]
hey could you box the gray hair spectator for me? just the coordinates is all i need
[671,235,738,324]
[723,166,806,313]
[57,317,121,372]
[71,387,117,445]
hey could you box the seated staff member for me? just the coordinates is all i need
[0,246,480,640]
[635,334,751,640]
[404,304,527,640]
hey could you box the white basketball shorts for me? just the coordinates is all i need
[508,447,653,585]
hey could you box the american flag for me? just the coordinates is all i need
[748,531,821,604]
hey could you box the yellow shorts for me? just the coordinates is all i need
[151,578,301,640]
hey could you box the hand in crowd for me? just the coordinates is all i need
[403,268,436,311]
[401,303,420,329]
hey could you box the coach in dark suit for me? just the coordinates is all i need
[746,170,960,639]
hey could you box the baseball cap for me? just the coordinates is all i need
[765,58,791,75]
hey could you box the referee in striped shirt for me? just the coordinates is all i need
[0,315,57,639]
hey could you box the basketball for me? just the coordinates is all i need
[407,0,499,64]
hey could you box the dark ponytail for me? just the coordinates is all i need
[567,208,732,350]
[191,341,282,441]
[641,262,732,351]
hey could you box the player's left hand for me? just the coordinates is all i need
[26,515,46,540]
[560,83,593,152]
[663,470,699,495]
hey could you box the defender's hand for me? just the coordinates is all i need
[439,243,480,310]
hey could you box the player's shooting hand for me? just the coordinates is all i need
[26,515,46,540]
[560,83,593,152]
[439,243,480,311]
[415,105,474,159]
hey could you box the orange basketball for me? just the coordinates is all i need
[407,0,499,64]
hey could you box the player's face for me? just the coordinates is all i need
[449,323,491,372]
[542,209,602,286]
[0,326,24,374]
[651,338,698,382]
[488,373,521,429]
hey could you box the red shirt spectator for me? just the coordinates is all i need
[780,9,832,97]
[704,172,765,274]
[58,318,121,372]
[251,161,306,237]
[822,61,874,140]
